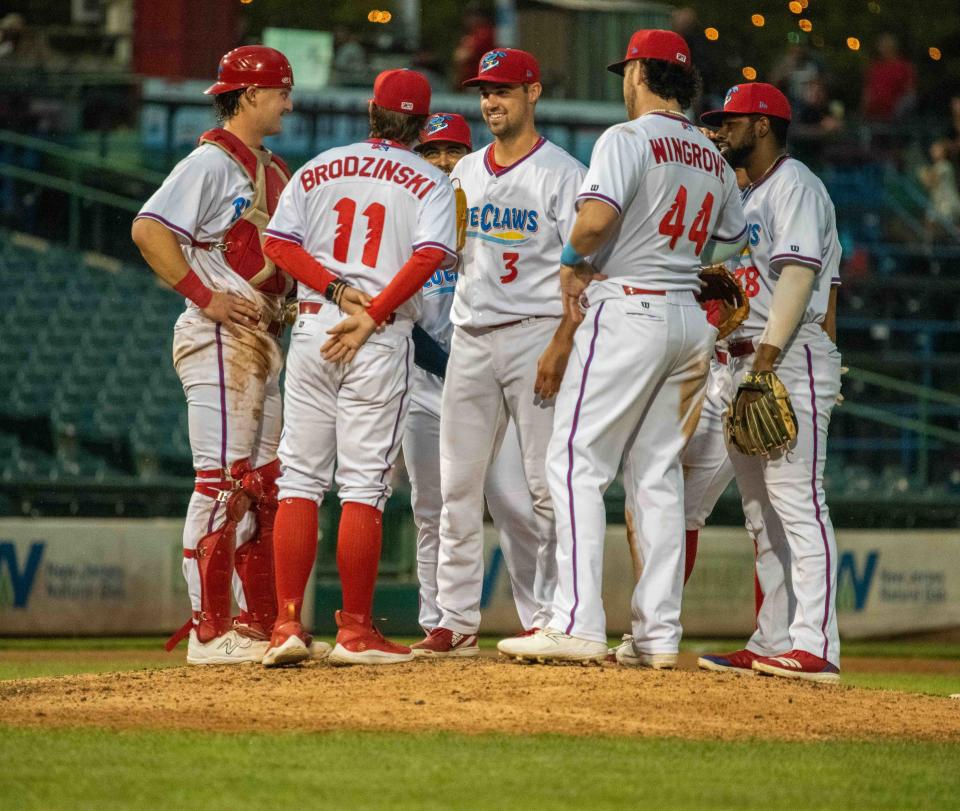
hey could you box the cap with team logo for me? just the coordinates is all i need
[415,113,473,151]
[701,82,793,126]
[462,48,540,87]
[372,69,431,116]
[607,29,692,76]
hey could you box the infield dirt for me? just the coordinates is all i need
[0,653,957,742]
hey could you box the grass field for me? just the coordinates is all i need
[0,637,957,809]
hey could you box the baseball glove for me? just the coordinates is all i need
[696,264,749,340]
[724,370,798,456]
[454,183,468,252]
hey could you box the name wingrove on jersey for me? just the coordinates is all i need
[466,204,539,245]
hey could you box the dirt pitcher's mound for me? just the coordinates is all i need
[0,659,957,742]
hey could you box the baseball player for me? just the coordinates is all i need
[500,30,747,664]
[404,113,541,641]
[131,47,334,665]
[260,69,457,666]
[696,83,843,683]
[410,49,587,656]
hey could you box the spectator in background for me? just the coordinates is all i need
[918,139,960,239]
[794,77,843,135]
[862,34,916,123]
[671,6,721,111]
[770,43,825,109]
[0,12,47,66]
[453,5,495,89]
[332,26,369,87]
[945,95,960,167]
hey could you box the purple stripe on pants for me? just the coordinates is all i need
[805,344,831,660]
[215,324,227,469]
[565,302,605,635]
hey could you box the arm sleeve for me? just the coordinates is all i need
[575,127,642,216]
[759,263,817,350]
[263,237,336,293]
[411,324,449,378]
[366,247,446,324]
[411,177,458,270]
[768,180,828,274]
[136,150,227,244]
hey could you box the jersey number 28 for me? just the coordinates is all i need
[332,198,385,268]
[658,186,714,256]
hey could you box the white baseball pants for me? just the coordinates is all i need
[731,324,842,666]
[435,316,560,634]
[173,316,283,613]
[403,399,540,632]
[276,305,412,509]
[548,292,714,648]
[681,354,736,530]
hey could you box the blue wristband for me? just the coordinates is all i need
[560,243,584,266]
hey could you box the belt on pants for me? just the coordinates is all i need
[715,349,729,364]
[728,339,755,358]
[298,300,395,324]
[622,286,665,296]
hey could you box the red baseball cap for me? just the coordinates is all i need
[372,69,431,116]
[415,113,473,151]
[701,82,793,126]
[462,48,540,87]
[607,30,692,75]
[204,46,294,95]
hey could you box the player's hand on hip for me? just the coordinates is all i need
[202,292,262,337]
[560,262,607,300]
[535,335,575,400]
[321,311,378,364]
[338,285,373,317]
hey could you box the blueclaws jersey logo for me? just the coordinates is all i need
[480,50,507,73]
[425,114,454,136]
[467,204,539,245]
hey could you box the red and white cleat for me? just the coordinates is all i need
[752,649,840,684]
[411,627,480,658]
[328,611,414,665]
[697,648,764,675]
[262,620,310,668]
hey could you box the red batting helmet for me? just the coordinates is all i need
[204,46,294,96]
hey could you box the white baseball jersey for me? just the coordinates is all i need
[411,262,459,415]
[266,138,457,322]
[727,155,842,338]
[450,138,585,327]
[138,144,276,315]
[577,112,746,298]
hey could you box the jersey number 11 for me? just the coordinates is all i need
[332,197,386,268]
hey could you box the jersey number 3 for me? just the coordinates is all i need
[500,252,519,284]
[658,186,714,256]
[332,198,385,268]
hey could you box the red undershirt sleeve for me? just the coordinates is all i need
[263,236,337,294]
[366,247,445,325]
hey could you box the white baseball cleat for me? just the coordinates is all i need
[497,628,607,664]
[262,620,311,667]
[309,639,333,661]
[614,638,678,670]
[186,629,268,665]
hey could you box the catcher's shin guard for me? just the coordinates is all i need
[234,458,281,638]
[165,459,264,651]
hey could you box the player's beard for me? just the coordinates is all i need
[722,133,755,170]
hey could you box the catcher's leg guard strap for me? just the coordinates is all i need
[234,459,281,636]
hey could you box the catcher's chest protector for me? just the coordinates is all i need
[196,128,291,295]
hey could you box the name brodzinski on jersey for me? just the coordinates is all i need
[467,204,540,245]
